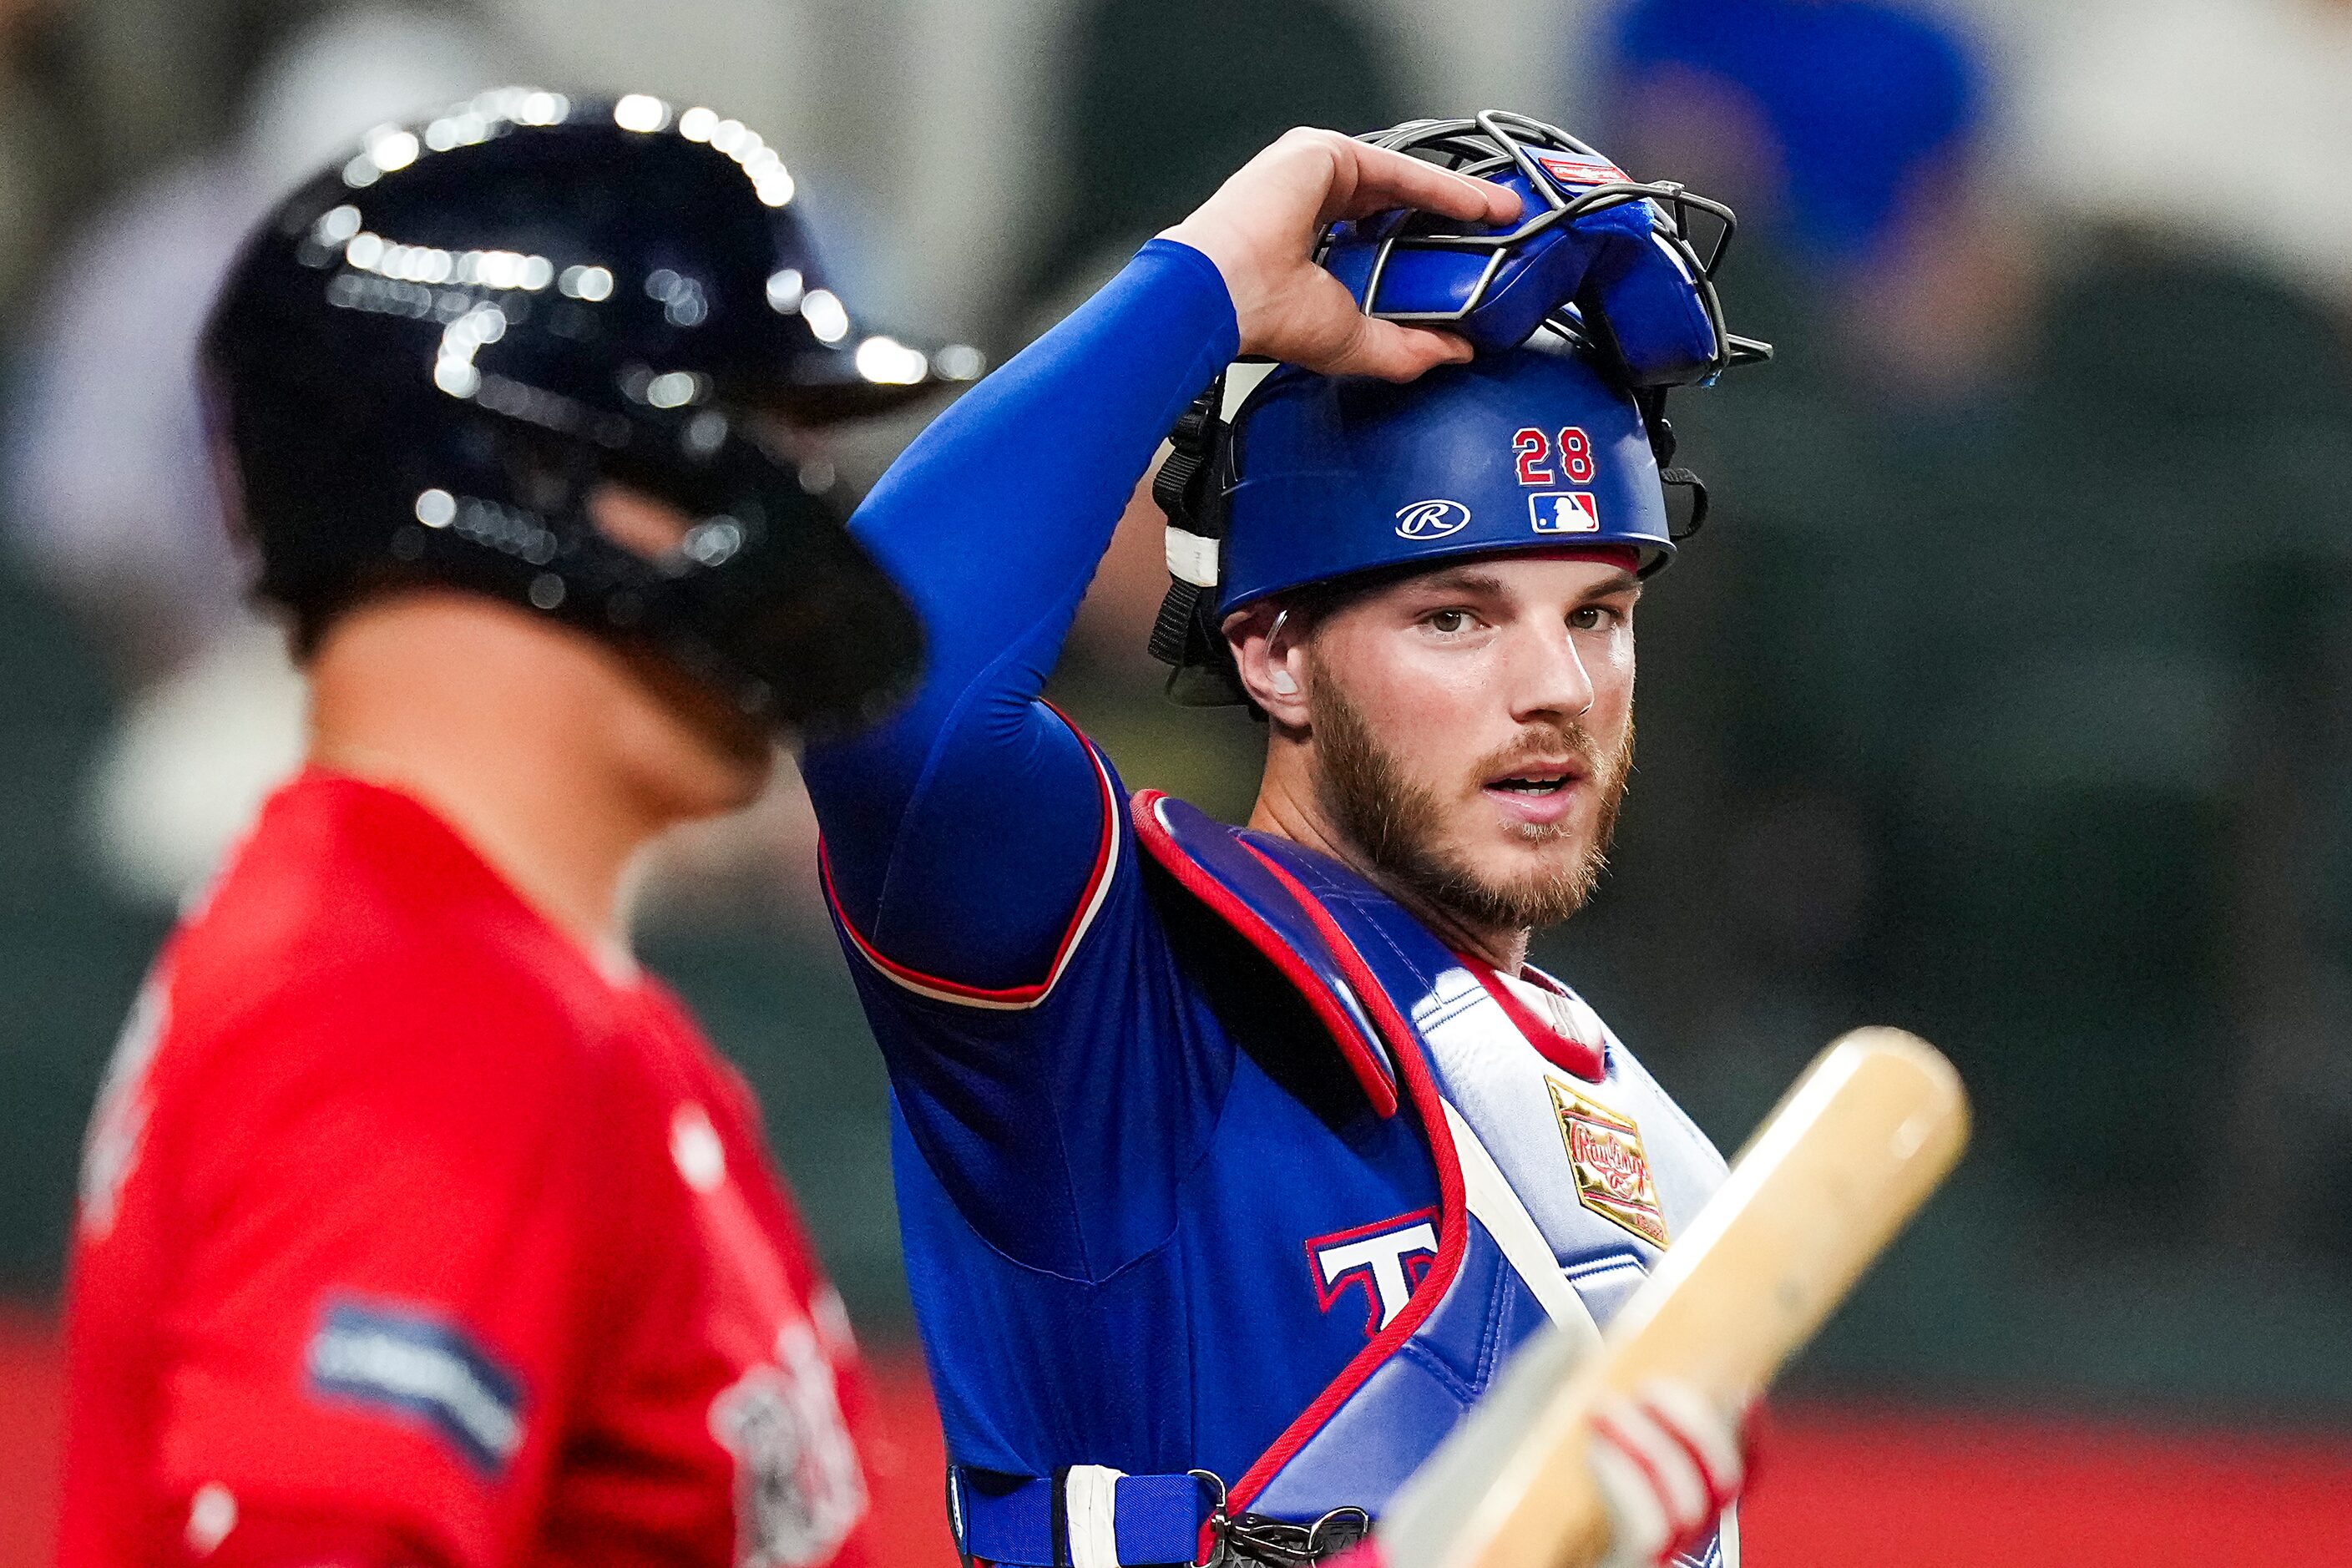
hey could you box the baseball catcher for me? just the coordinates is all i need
[800,115,1768,1568]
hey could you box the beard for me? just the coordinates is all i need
[1308,675,1632,935]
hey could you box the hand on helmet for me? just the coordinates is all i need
[1588,1381,1748,1568]
[1160,128,1520,382]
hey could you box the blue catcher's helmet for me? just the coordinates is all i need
[1216,341,1669,617]
[1148,111,1768,706]
[205,88,983,736]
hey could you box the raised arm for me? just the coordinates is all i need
[802,130,1519,989]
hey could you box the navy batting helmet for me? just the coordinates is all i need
[204,88,982,735]
[1149,111,1768,706]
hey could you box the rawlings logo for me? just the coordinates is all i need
[1571,1120,1648,1199]
[1394,498,1471,539]
[1549,1080,1671,1247]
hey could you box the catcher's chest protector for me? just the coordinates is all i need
[946,795,1733,1568]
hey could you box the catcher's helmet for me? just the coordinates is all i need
[1216,340,1671,615]
[1150,112,1768,706]
[204,88,980,735]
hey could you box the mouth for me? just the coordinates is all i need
[1487,771,1575,795]
[1480,761,1588,825]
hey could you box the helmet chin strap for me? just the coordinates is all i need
[1633,386,1711,548]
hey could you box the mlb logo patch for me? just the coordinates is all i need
[1529,492,1601,534]
[1532,152,1628,190]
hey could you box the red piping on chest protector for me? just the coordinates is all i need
[1129,793,1398,1118]
[1458,958,1606,1083]
[1222,844,1470,1513]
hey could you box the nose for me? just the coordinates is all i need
[1506,619,1595,722]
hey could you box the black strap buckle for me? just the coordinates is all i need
[1192,1473,1370,1568]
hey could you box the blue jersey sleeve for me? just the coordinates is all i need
[802,238,1238,990]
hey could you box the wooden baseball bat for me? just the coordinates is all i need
[1375,1028,1970,1568]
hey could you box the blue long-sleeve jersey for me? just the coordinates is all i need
[807,240,1231,989]
[802,239,1247,1280]
[802,244,1469,1479]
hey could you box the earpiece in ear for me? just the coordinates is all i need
[1270,669,1298,696]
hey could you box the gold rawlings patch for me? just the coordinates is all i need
[1548,1079,1671,1247]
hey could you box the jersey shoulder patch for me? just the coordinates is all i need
[306,1297,526,1474]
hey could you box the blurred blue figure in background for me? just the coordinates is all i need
[1608,0,1979,268]
[1600,0,2028,407]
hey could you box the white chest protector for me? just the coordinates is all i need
[1412,963,1727,1335]
[1134,796,1737,1567]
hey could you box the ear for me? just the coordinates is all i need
[1225,602,1312,728]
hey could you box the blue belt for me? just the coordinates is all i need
[947,1466,1217,1568]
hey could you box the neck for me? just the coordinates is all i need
[1247,755,1532,974]
[306,592,681,976]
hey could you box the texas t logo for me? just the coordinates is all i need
[1307,1210,1440,1338]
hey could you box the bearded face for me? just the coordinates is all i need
[1244,553,1643,943]
[1310,670,1633,931]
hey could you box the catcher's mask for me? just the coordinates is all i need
[1322,110,1773,382]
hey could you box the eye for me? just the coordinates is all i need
[1569,604,1626,632]
[1424,608,1474,635]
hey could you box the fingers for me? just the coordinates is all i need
[1641,1381,1743,1500]
[1588,1429,1675,1568]
[1587,1382,1748,1568]
[1164,126,1521,377]
[1321,317,1474,382]
[1318,134,1523,228]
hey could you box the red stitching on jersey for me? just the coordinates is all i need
[1223,847,1470,1513]
[1128,792,1399,1118]
[820,705,1118,1009]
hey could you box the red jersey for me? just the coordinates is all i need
[61,770,883,1568]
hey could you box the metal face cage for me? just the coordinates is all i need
[1324,109,1773,383]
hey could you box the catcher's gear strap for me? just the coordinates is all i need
[949,1466,1215,1568]
[1166,527,1220,589]
[1146,372,1252,703]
